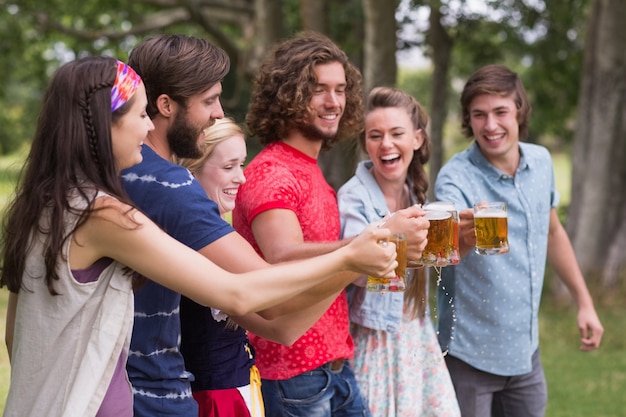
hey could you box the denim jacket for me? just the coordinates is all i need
[337,160,416,333]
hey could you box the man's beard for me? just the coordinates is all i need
[296,120,337,146]
[167,109,203,159]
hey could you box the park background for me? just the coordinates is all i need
[0,0,625,415]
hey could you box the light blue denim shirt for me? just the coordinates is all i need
[338,160,416,333]
[434,141,559,376]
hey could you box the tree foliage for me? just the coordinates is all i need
[0,0,370,152]
[1,0,591,152]
[400,0,589,142]
[1,0,624,287]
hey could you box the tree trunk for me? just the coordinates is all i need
[567,0,626,289]
[300,0,328,33]
[361,0,398,94]
[317,0,394,190]
[314,0,372,190]
[426,1,453,201]
[250,0,284,74]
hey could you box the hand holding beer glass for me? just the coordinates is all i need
[409,201,460,268]
[473,201,509,255]
[367,233,408,292]
[425,201,460,265]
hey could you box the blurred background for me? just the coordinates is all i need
[0,0,624,414]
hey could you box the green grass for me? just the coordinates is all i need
[552,152,571,206]
[540,301,626,416]
[0,150,624,414]
[0,290,623,414]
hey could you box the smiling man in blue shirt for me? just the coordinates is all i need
[434,64,604,417]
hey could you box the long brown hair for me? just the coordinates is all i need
[1,56,137,295]
[363,86,432,318]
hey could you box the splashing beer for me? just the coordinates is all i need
[473,202,509,255]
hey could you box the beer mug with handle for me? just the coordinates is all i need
[473,201,509,255]
[367,233,408,292]
[424,201,460,265]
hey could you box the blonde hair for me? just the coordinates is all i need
[174,117,244,172]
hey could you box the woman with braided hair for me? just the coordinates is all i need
[0,56,399,417]
[338,86,460,416]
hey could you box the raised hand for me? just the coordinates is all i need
[344,223,397,278]
[384,205,429,263]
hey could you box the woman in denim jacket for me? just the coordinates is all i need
[338,87,460,417]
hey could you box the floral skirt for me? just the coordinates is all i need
[350,313,461,417]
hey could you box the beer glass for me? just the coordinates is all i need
[424,201,460,265]
[416,209,452,267]
[473,201,509,255]
[367,233,408,292]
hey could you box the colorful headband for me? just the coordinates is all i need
[111,60,142,112]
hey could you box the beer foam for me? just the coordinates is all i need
[425,201,455,211]
[474,208,507,218]
[425,210,451,221]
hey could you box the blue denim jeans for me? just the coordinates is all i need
[261,361,371,417]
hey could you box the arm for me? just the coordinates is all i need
[242,203,427,342]
[235,202,429,341]
[339,188,428,269]
[252,208,351,263]
[247,209,361,317]
[546,208,604,351]
[193,231,343,344]
[230,296,339,345]
[197,232,347,340]
[251,207,430,264]
[5,291,17,362]
[80,197,397,318]
[198,231,357,320]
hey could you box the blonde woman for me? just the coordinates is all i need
[176,118,262,416]
[176,117,247,217]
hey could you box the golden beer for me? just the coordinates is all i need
[424,201,460,265]
[368,233,407,292]
[473,202,509,255]
[419,210,452,266]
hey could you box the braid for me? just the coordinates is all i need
[410,162,429,205]
[80,81,112,176]
[409,103,431,205]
